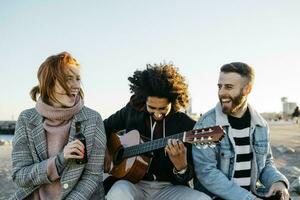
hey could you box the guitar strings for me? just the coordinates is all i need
[123,131,183,158]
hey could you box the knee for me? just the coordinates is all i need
[106,180,133,200]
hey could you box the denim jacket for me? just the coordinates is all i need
[192,103,289,200]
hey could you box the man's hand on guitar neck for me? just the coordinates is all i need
[104,147,112,173]
[164,139,188,172]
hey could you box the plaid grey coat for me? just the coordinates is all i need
[10,106,106,200]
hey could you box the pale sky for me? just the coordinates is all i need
[1,0,300,120]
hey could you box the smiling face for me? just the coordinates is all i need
[218,72,251,117]
[50,65,81,108]
[146,96,172,121]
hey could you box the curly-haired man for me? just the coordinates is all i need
[104,63,211,200]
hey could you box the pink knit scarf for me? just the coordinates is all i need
[35,96,84,153]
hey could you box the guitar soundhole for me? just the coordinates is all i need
[114,148,124,165]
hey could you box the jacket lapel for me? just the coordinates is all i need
[29,110,48,161]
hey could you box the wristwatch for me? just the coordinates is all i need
[173,167,187,175]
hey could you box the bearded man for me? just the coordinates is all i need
[192,62,290,200]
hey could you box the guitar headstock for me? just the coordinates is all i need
[184,126,225,148]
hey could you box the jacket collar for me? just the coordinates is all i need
[215,102,267,127]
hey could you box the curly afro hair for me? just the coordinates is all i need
[128,63,189,112]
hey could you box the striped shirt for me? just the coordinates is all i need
[230,127,252,190]
[228,108,252,191]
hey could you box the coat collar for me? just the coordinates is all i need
[215,103,267,128]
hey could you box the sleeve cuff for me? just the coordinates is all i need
[54,152,67,177]
[47,157,61,181]
[38,159,52,184]
[173,167,187,175]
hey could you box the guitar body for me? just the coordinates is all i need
[107,130,151,183]
[104,126,224,188]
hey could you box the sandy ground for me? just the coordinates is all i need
[0,145,17,200]
[0,122,299,199]
[269,123,300,169]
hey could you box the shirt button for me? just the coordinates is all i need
[63,183,69,189]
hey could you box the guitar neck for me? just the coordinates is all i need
[122,132,185,159]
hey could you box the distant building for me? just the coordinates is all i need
[281,97,297,119]
[185,97,193,115]
[185,97,200,121]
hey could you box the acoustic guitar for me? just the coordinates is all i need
[105,126,225,184]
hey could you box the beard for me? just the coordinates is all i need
[219,90,247,115]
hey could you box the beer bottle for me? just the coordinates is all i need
[74,122,88,164]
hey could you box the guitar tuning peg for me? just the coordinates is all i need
[195,143,216,149]
[195,143,202,149]
[194,143,207,149]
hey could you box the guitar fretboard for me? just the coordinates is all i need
[122,132,185,159]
